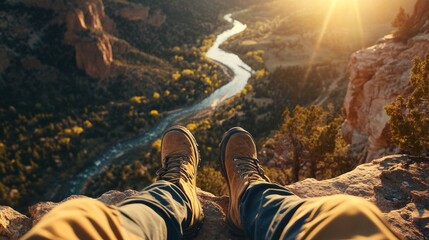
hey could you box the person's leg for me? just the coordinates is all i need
[117,125,204,239]
[21,197,141,240]
[239,182,305,239]
[116,180,197,239]
[219,127,399,240]
[240,182,399,239]
[22,126,203,240]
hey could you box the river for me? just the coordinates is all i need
[66,13,254,196]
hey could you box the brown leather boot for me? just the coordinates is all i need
[219,127,270,235]
[156,125,204,238]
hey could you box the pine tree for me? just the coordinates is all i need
[392,7,410,29]
[385,54,429,156]
[281,105,349,181]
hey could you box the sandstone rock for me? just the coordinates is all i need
[28,195,87,226]
[97,189,138,205]
[63,1,113,79]
[24,0,115,79]
[195,191,241,240]
[113,3,166,27]
[1,155,427,239]
[0,206,31,239]
[74,34,113,79]
[288,155,428,239]
[111,38,132,54]
[342,32,429,163]
[115,4,150,21]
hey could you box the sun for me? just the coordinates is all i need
[304,0,365,82]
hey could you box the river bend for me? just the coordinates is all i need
[66,13,253,196]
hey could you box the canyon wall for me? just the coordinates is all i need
[342,1,429,163]
[23,0,114,79]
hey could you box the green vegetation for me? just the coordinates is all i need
[391,6,413,41]
[4,0,416,210]
[392,0,429,41]
[385,54,429,156]
[392,7,410,30]
[83,60,352,197]
[279,105,350,181]
[0,0,239,210]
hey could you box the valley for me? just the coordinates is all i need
[0,0,421,212]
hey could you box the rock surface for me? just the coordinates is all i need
[113,3,166,26]
[342,1,429,163]
[288,155,429,239]
[23,0,114,79]
[0,206,31,240]
[342,32,429,163]
[115,4,150,21]
[1,155,427,239]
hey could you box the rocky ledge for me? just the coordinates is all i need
[1,155,428,239]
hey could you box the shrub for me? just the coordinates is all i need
[385,54,429,156]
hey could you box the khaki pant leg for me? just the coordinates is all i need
[21,198,141,240]
[284,195,399,240]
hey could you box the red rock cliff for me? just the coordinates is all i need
[23,0,114,79]
[342,32,429,163]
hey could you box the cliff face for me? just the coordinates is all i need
[22,0,114,79]
[1,155,427,239]
[342,33,429,163]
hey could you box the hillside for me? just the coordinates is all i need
[0,0,248,210]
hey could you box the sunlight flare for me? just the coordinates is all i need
[352,0,366,48]
[304,0,338,83]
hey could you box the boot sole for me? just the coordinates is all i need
[162,125,204,239]
[218,127,251,237]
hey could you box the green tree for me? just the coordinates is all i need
[392,7,410,29]
[281,105,350,181]
[385,54,429,156]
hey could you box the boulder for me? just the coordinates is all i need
[0,206,31,239]
[1,155,427,239]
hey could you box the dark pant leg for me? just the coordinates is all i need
[240,182,399,240]
[117,180,193,240]
[240,182,305,239]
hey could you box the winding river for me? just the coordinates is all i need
[66,13,254,196]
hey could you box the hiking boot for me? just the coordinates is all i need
[219,127,270,235]
[156,125,204,238]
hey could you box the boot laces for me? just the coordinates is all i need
[234,157,270,182]
[156,154,193,183]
